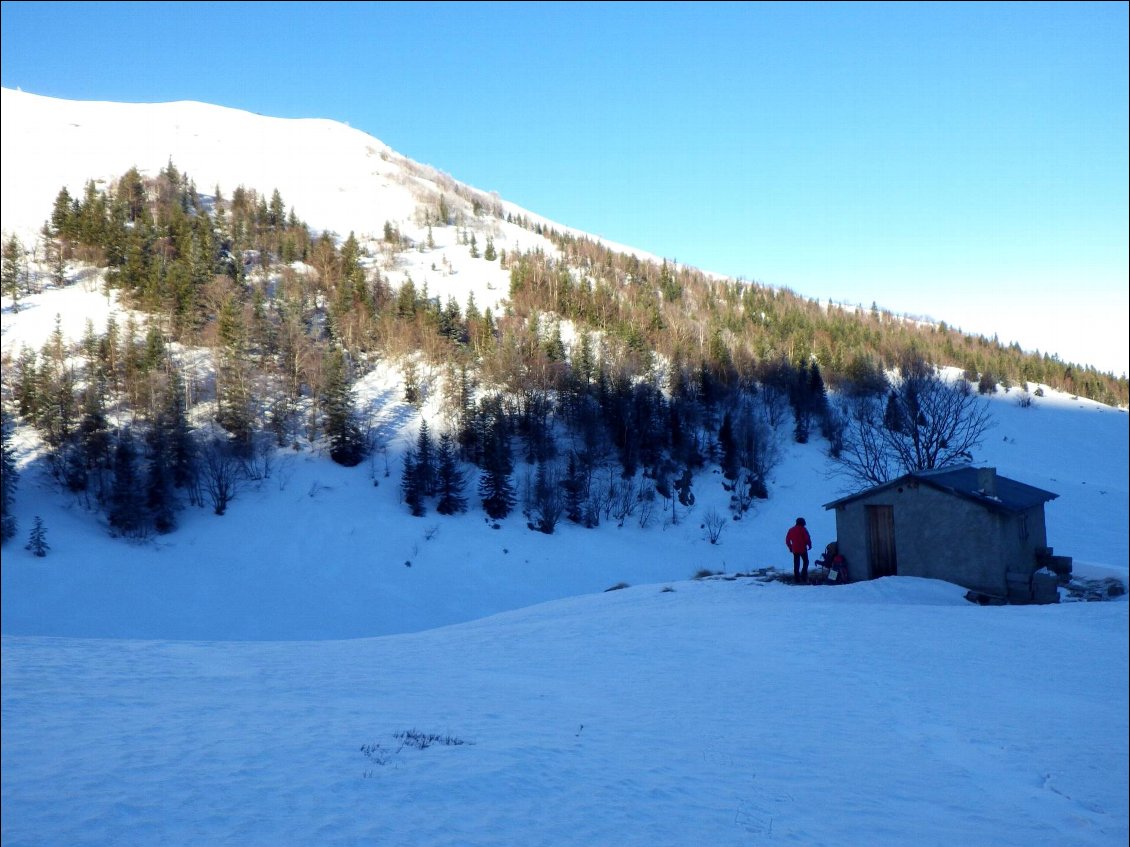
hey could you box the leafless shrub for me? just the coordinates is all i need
[239,432,276,482]
[611,477,641,527]
[703,507,726,544]
[637,488,656,529]
[201,437,243,515]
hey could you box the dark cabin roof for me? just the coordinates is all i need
[822,466,1058,514]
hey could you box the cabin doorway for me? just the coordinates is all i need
[866,505,898,578]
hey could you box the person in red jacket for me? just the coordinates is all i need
[786,517,813,583]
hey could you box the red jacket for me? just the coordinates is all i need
[785,525,812,553]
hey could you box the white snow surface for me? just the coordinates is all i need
[2,91,1128,846]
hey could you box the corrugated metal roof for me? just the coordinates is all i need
[823,466,1058,513]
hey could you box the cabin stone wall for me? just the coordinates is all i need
[831,480,1049,598]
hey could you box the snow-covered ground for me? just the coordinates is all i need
[4,579,1125,847]
[2,90,1128,846]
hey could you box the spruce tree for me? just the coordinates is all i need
[529,460,563,534]
[401,449,425,516]
[414,419,436,497]
[215,294,254,452]
[51,187,75,239]
[562,452,587,525]
[47,232,67,287]
[675,465,695,508]
[883,392,905,433]
[454,364,480,462]
[25,516,49,557]
[71,384,112,495]
[108,429,146,537]
[322,347,366,466]
[791,364,812,444]
[718,411,739,481]
[1,411,18,543]
[403,360,421,406]
[3,234,24,312]
[162,369,197,490]
[478,413,514,520]
[13,347,40,422]
[145,421,177,534]
[434,433,467,515]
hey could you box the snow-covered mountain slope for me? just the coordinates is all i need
[1,88,1128,643]
[0,87,663,316]
[1,90,1127,847]
[1,88,407,240]
[1,299,1126,642]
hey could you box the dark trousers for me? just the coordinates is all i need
[792,551,809,581]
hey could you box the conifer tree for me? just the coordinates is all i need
[268,189,285,229]
[414,419,437,497]
[883,391,905,434]
[2,234,24,312]
[438,297,463,342]
[322,347,366,466]
[25,516,48,557]
[791,363,812,444]
[562,451,587,526]
[401,448,425,516]
[793,407,810,445]
[453,364,480,462]
[478,412,515,519]
[161,369,197,491]
[1,411,18,543]
[108,429,146,537]
[46,228,67,287]
[403,360,421,406]
[51,187,76,240]
[528,460,563,534]
[809,361,827,409]
[70,383,112,495]
[13,347,40,422]
[675,465,695,508]
[36,324,78,453]
[145,418,177,534]
[215,293,254,452]
[434,432,467,515]
[718,411,739,481]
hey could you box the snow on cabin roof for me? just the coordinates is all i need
[822,466,1058,514]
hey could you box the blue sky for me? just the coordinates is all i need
[2,1,1127,374]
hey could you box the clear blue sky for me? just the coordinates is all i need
[2,1,1127,374]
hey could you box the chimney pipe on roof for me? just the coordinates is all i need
[977,467,997,496]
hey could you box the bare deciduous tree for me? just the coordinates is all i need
[201,436,243,515]
[703,508,726,544]
[830,368,993,490]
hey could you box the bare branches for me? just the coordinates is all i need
[830,369,994,491]
[200,437,243,515]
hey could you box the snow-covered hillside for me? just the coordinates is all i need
[0,87,663,321]
[1,311,1127,641]
[2,91,1127,846]
[1,89,402,241]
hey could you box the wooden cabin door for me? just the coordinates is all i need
[866,505,898,578]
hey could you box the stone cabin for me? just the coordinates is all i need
[822,466,1067,603]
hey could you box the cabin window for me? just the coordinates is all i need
[1018,514,1029,543]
